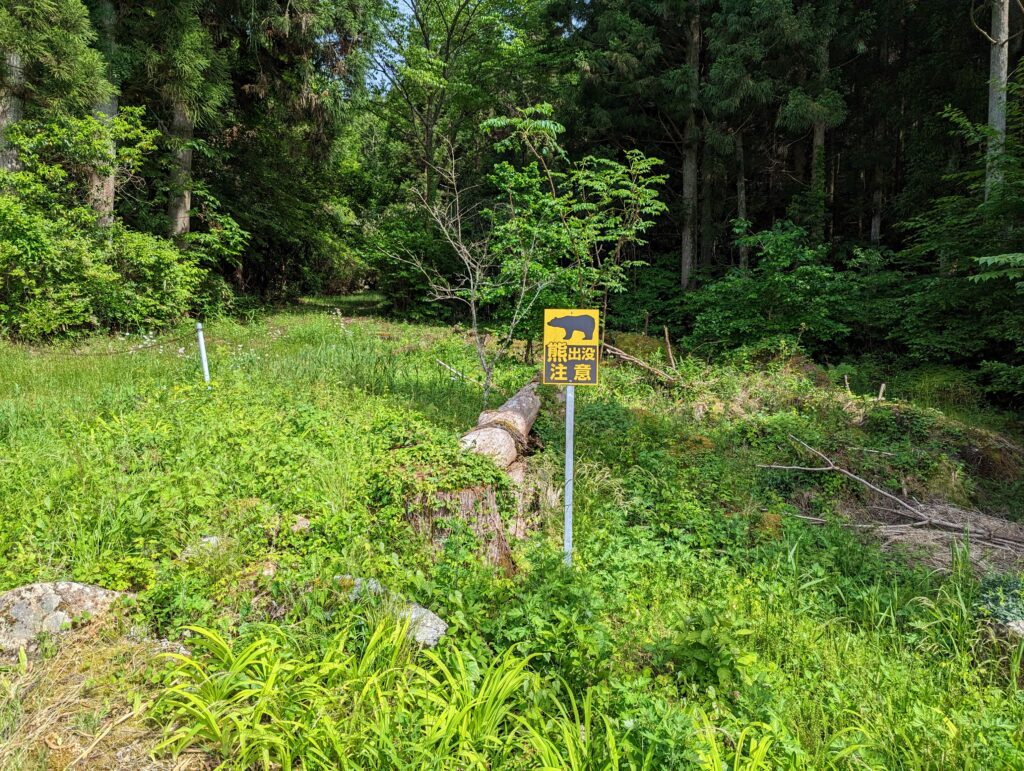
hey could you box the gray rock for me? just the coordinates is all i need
[335,575,447,647]
[1007,620,1024,640]
[0,582,122,659]
[336,574,385,600]
[401,603,449,647]
[290,516,311,533]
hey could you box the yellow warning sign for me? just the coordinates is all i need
[543,309,600,386]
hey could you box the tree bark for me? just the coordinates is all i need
[987,0,1010,198]
[88,95,118,227]
[735,131,749,267]
[699,125,714,269]
[167,99,194,239]
[409,379,542,576]
[0,51,24,172]
[870,163,883,244]
[459,380,541,469]
[88,0,117,226]
[810,119,826,241]
[680,10,700,289]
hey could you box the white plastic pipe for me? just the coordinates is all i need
[196,322,210,384]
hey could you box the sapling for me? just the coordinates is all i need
[397,105,666,404]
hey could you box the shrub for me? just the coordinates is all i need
[897,367,982,410]
[0,110,208,338]
[0,195,97,338]
[92,228,203,330]
[0,198,202,338]
[684,222,851,354]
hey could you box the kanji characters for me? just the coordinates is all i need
[572,363,593,381]
[546,341,568,362]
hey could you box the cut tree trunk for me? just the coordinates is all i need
[167,99,193,240]
[0,51,24,172]
[409,379,542,575]
[460,381,541,468]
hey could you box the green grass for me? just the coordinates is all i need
[2,302,1024,769]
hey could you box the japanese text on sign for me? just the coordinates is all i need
[543,309,600,386]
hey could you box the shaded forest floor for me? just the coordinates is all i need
[1,299,1024,769]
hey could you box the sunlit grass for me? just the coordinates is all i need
[2,302,1024,768]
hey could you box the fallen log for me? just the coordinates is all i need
[760,435,1024,567]
[459,380,540,468]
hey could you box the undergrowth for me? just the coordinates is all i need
[1,304,1023,768]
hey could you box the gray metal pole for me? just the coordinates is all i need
[564,384,575,565]
[196,322,210,384]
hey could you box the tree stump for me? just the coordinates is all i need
[409,379,541,575]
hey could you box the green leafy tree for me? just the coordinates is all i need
[685,222,852,353]
[397,106,665,401]
[898,90,1024,397]
[0,111,201,338]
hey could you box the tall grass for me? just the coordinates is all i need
[4,305,1024,769]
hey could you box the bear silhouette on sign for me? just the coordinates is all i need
[547,314,596,341]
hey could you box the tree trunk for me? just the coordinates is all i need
[422,121,434,201]
[870,163,883,244]
[987,0,1010,198]
[88,95,118,227]
[459,380,541,469]
[167,99,194,240]
[680,11,700,289]
[88,0,117,226]
[810,119,826,241]
[699,125,714,269]
[735,131,749,268]
[408,379,542,576]
[0,51,24,172]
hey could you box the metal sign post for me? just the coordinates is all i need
[541,309,600,567]
[563,384,575,565]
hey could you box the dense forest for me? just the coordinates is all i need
[2,0,1023,401]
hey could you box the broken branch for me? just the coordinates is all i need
[603,343,677,383]
[761,435,1024,553]
[663,326,677,369]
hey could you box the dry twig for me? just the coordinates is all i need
[436,359,484,387]
[663,326,677,369]
[603,343,677,383]
[760,435,1024,552]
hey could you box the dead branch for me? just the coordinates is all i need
[869,506,1024,548]
[762,435,1024,552]
[663,326,677,369]
[603,343,678,383]
[970,0,1024,44]
[760,435,923,517]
